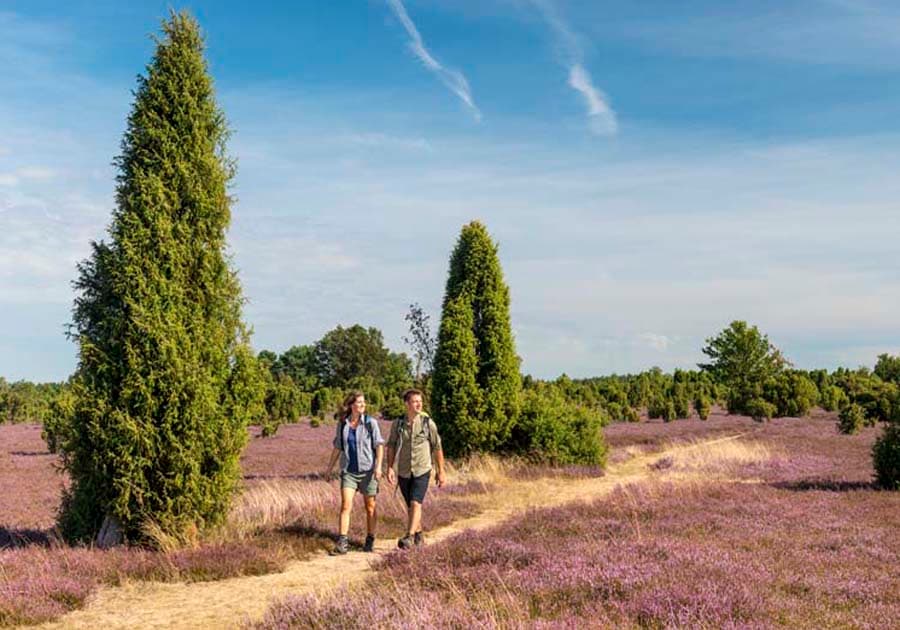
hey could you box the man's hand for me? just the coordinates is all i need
[323,468,334,482]
[436,469,445,488]
[386,467,396,485]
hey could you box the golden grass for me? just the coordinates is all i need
[659,435,779,473]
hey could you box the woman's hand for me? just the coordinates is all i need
[386,467,396,485]
[375,467,383,481]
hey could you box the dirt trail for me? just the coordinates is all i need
[37,435,748,630]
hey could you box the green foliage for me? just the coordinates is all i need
[42,387,77,454]
[261,374,305,437]
[662,400,677,423]
[699,321,788,416]
[311,387,342,419]
[313,325,412,394]
[694,394,711,420]
[58,12,263,543]
[432,222,520,457]
[831,368,896,424]
[872,423,900,490]
[506,387,607,466]
[270,345,319,391]
[837,403,866,435]
[745,398,777,423]
[0,378,66,424]
[764,371,819,418]
[671,384,691,419]
[820,384,849,412]
[874,353,900,384]
[647,395,666,420]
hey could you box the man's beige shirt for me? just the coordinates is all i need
[387,413,442,478]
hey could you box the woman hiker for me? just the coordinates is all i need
[324,391,385,554]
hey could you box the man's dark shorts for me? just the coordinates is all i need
[398,472,430,506]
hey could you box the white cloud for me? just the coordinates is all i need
[568,64,617,135]
[385,0,482,121]
[530,0,618,136]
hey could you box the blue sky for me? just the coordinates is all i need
[2,0,900,382]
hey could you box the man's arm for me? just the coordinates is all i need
[434,448,445,487]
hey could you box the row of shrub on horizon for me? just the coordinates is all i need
[11,344,899,428]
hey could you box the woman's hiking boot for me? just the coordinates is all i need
[332,535,349,555]
[413,531,423,546]
[363,534,375,552]
[397,534,413,550]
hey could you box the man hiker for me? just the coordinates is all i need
[385,388,445,549]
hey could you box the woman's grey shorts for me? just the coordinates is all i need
[341,470,378,496]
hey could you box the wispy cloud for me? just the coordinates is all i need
[568,64,616,136]
[531,0,617,136]
[385,0,481,121]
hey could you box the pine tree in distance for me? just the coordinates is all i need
[59,11,264,544]
[432,221,520,457]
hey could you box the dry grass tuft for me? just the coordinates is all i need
[653,435,779,477]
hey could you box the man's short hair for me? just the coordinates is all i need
[403,388,424,402]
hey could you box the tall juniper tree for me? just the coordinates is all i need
[59,12,264,543]
[432,221,520,457]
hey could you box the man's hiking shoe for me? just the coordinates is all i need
[397,535,413,550]
[413,531,423,547]
[332,535,349,555]
[363,534,375,552]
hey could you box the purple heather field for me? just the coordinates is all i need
[0,420,480,626]
[256,412,900,629]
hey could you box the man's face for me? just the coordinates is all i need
[406,394,423,415]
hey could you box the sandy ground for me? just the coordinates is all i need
[36,434,752,630]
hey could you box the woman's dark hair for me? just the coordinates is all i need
[341,391,365,420]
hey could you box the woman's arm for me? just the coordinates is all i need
[324,447,341,480]
[374,444,384,480]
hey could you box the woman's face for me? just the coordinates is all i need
[352,396,366,416]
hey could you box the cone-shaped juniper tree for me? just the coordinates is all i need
[59,12,264,543]
[432,221,520,457]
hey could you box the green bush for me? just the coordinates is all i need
[379,388,408,420]
[506,388,607,466]
[311,387,342,419]
[694,395,711,421]
[837,403,866,435]
[662,400,676,423]
[820,385,848,412]
[647,396,666,420]
[672,394,691,420]
[872,423,900,490]
[765,372,820,417]
[746,398,777,422]
[42,388,76,455]
[623,406,641,423]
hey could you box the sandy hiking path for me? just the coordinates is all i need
[37,435,750,630]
